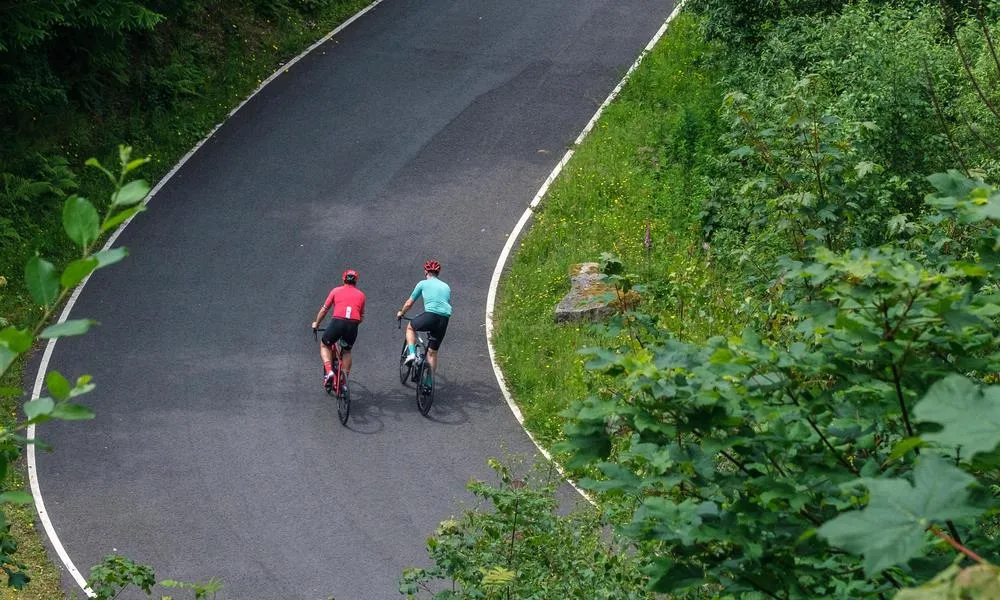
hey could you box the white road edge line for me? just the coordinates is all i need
[484,1,686,506]
[25,1,386,595]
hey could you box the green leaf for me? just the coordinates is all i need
[24,397,55,421]
[855,161,878,179]
[818,454,981,576]
[123,156,151,174]
[0,326,33,353]
[70,375,95,398]
[45,371,70,401]
[40,319,94,339]
[887,437,924,462]
[118,145,132,166]
[85,157,115,184]
[101,205,144,233]
[92,247,128,268]
[913,375,1000,458]
[62,196,99,248]
[51,402,95,421]
[24,255,59,306]
[0,491,32,505]
[0,346,14,374]
[480,566,516,589]
[111,179,149,207]
[60,258,98,289]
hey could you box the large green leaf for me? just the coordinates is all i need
[92,247,128,268]
[895,563,1000,599]
[45,371,70,401]
[62,195,99,248]
[111,179,149,207]
[24,397,54,421]
[0,346,15,374]
[60,258,98,289]
[0,327,33,353]
[913,375,1000,459]
[51,402,94,421]
[0,491,32,505]
[40,319,94,339]
[24,256,58,306]
[100,205,144,233]
[818,455,981,576]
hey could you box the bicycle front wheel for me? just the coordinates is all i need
[416,362,434,416]
[398,342,412,385]
[337,384,350,425]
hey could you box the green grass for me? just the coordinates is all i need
[0,2,372,597]
[493,12,746,448]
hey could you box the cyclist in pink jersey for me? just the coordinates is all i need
[311,269,366,387]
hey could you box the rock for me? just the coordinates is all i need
[554,262,636,323]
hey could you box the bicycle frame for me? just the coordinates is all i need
[397,317,429,367]
[314,327,348,392]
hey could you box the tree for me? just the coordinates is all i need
[559,170,1000,597]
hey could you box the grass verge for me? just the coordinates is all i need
[492,12,746,448]
[0,2,372,597]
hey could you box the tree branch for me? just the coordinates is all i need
[923,55,971,176]
[942,0,1000,122]
[930,525,984,563]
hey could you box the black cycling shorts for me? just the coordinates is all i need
[322,317,360,349]
[410,312,449,351]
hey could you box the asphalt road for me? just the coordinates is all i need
[35,1,674,597]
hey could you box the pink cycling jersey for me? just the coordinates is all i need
[324,285,366,321]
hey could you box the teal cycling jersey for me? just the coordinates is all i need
[410,277,452,317]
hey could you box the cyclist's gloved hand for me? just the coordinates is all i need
[396,311,403,320]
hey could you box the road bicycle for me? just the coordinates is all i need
[314,327,350,425]
[397,317,434,416]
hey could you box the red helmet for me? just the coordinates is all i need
[342,269,359,284]
[423,260,441,274]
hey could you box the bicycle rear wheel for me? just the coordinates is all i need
[415,362,434,416]
[398,342,412,385]
[337,383,350,425]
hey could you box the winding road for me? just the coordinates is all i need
[33,1,674,597]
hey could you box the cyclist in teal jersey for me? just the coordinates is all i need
[397,259,452,374]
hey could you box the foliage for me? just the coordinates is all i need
[400,460,651,599]
[895,560,1000,598]
[686,0,950,48]
[559,172,1000,597]
[0,0,164,115]
[89,554,223,599]
[685,0,848,47]
[704,75,892,273]
[89,554,157,600]
[699,2,989,288]
[0,146,154,589]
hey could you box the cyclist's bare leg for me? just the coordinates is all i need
[405,322,417,348]
[427,348,438,373]
[320,342,334,371]
[341,348,352,377]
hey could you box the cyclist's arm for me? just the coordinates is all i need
[397,282,422,318]
[312,303,330,329]
[397,297,415,319]
[313,289,337,329]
